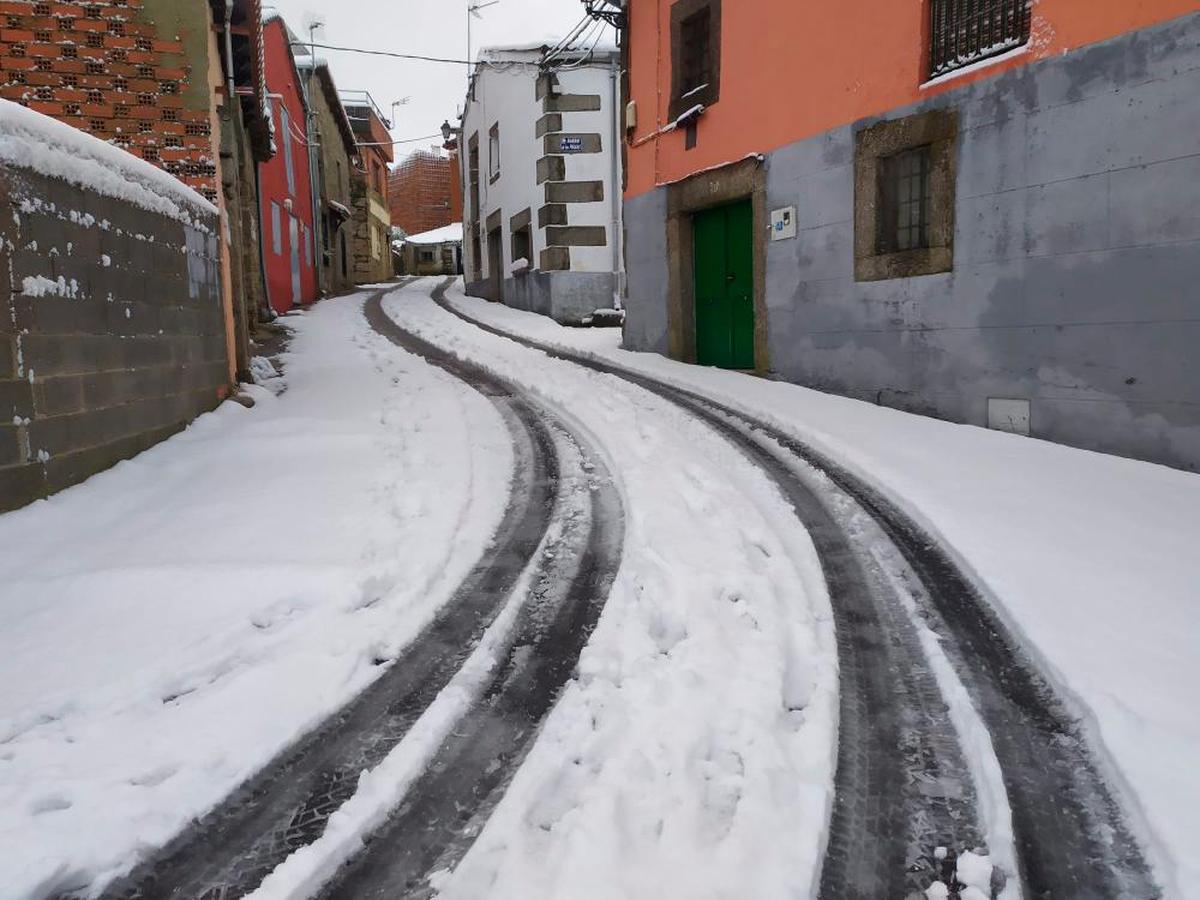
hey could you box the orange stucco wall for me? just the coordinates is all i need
[625,0,1198,198]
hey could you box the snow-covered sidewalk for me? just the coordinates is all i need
[442,282,1200,898]
[0,292,512,897]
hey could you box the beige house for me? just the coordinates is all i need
[399,223,463,277]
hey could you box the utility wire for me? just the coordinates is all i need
[291,40,473,65]
[355,132,445,148]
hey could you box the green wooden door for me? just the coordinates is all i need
[693,200,754,369]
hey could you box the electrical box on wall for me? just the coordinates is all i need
[987,398,1031,436]
[625,100,638,131]
[770,206,796,241]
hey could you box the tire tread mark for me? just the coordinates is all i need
[314,281,624,899]
[432,288,1160,900]
[93,289,561,900]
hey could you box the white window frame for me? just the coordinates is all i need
[488,123,500,180]
[281,105,296,195]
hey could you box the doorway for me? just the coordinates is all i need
[693,199,754,368]
[288,216,301,305]
[487,228,503,302]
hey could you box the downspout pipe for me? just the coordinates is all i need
[609,52,624,310]
[224,1,273,321]
[301,40,324,297]
[222,1,235,103]
[254,163,276,321]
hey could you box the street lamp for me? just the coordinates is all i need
[441,120,455,143]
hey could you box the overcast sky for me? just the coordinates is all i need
[262,0,610,166]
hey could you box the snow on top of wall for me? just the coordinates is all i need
[0,100,216,224]
[406,222,463,245]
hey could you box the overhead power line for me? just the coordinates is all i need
[292,40,472,65]
[356,132,445,148]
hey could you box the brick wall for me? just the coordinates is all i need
[388,149,455,236]
[0,151,227,511]
[0,0,217,203]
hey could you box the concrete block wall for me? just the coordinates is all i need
[0,163,226,512]
[623,12,1200,471]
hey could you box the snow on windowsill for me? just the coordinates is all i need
[920,43,1029,90]
[0,99,216,225]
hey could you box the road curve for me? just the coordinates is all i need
[430,283,1160,900]
[95,290,563,900]
[312,289,624,898]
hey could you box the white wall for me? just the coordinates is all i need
[461,49,621,281]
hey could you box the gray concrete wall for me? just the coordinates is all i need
[623,189,671,353]
[623,12,1200,471]
[468,271,617,325]
[0,167,227,512]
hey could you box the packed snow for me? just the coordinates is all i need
[0,293,512,897]
[4,270,1196,899]
[20,274,79,299]
[443,282,1200,898]
[343,280,839,900]
[231,280,842,899]
[0,100,215,225]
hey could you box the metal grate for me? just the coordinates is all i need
[929,0,1031,78]
[879,146,932,253]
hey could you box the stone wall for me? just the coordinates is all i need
[0,153,226,511]
[623,13,1200,471]
[349,179,391,285]
[497,271,617,324]
[306,65,355,295]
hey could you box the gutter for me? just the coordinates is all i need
[609,54,624,309]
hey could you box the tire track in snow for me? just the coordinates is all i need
[432,283,1159,900]
[307,290,624,899]
[93,293,562,900]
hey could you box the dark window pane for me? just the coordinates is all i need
[879,146,932,253]
[680,10,710,94]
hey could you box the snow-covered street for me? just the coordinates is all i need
[2,278,1197,899]
[0,288,514,896]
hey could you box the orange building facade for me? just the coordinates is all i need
[620,0,1200,470]
[388,148,461,237]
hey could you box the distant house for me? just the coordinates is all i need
[259,15,318,313]
[340,91,394,285]
[399,223,463,277]
[460,44,622,324]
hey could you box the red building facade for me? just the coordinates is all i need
[259,16,317,313]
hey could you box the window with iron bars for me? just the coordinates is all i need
[929,0,1031,79]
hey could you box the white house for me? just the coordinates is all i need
[460,44,622,324]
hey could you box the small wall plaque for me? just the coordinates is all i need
[770,206,796,241]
